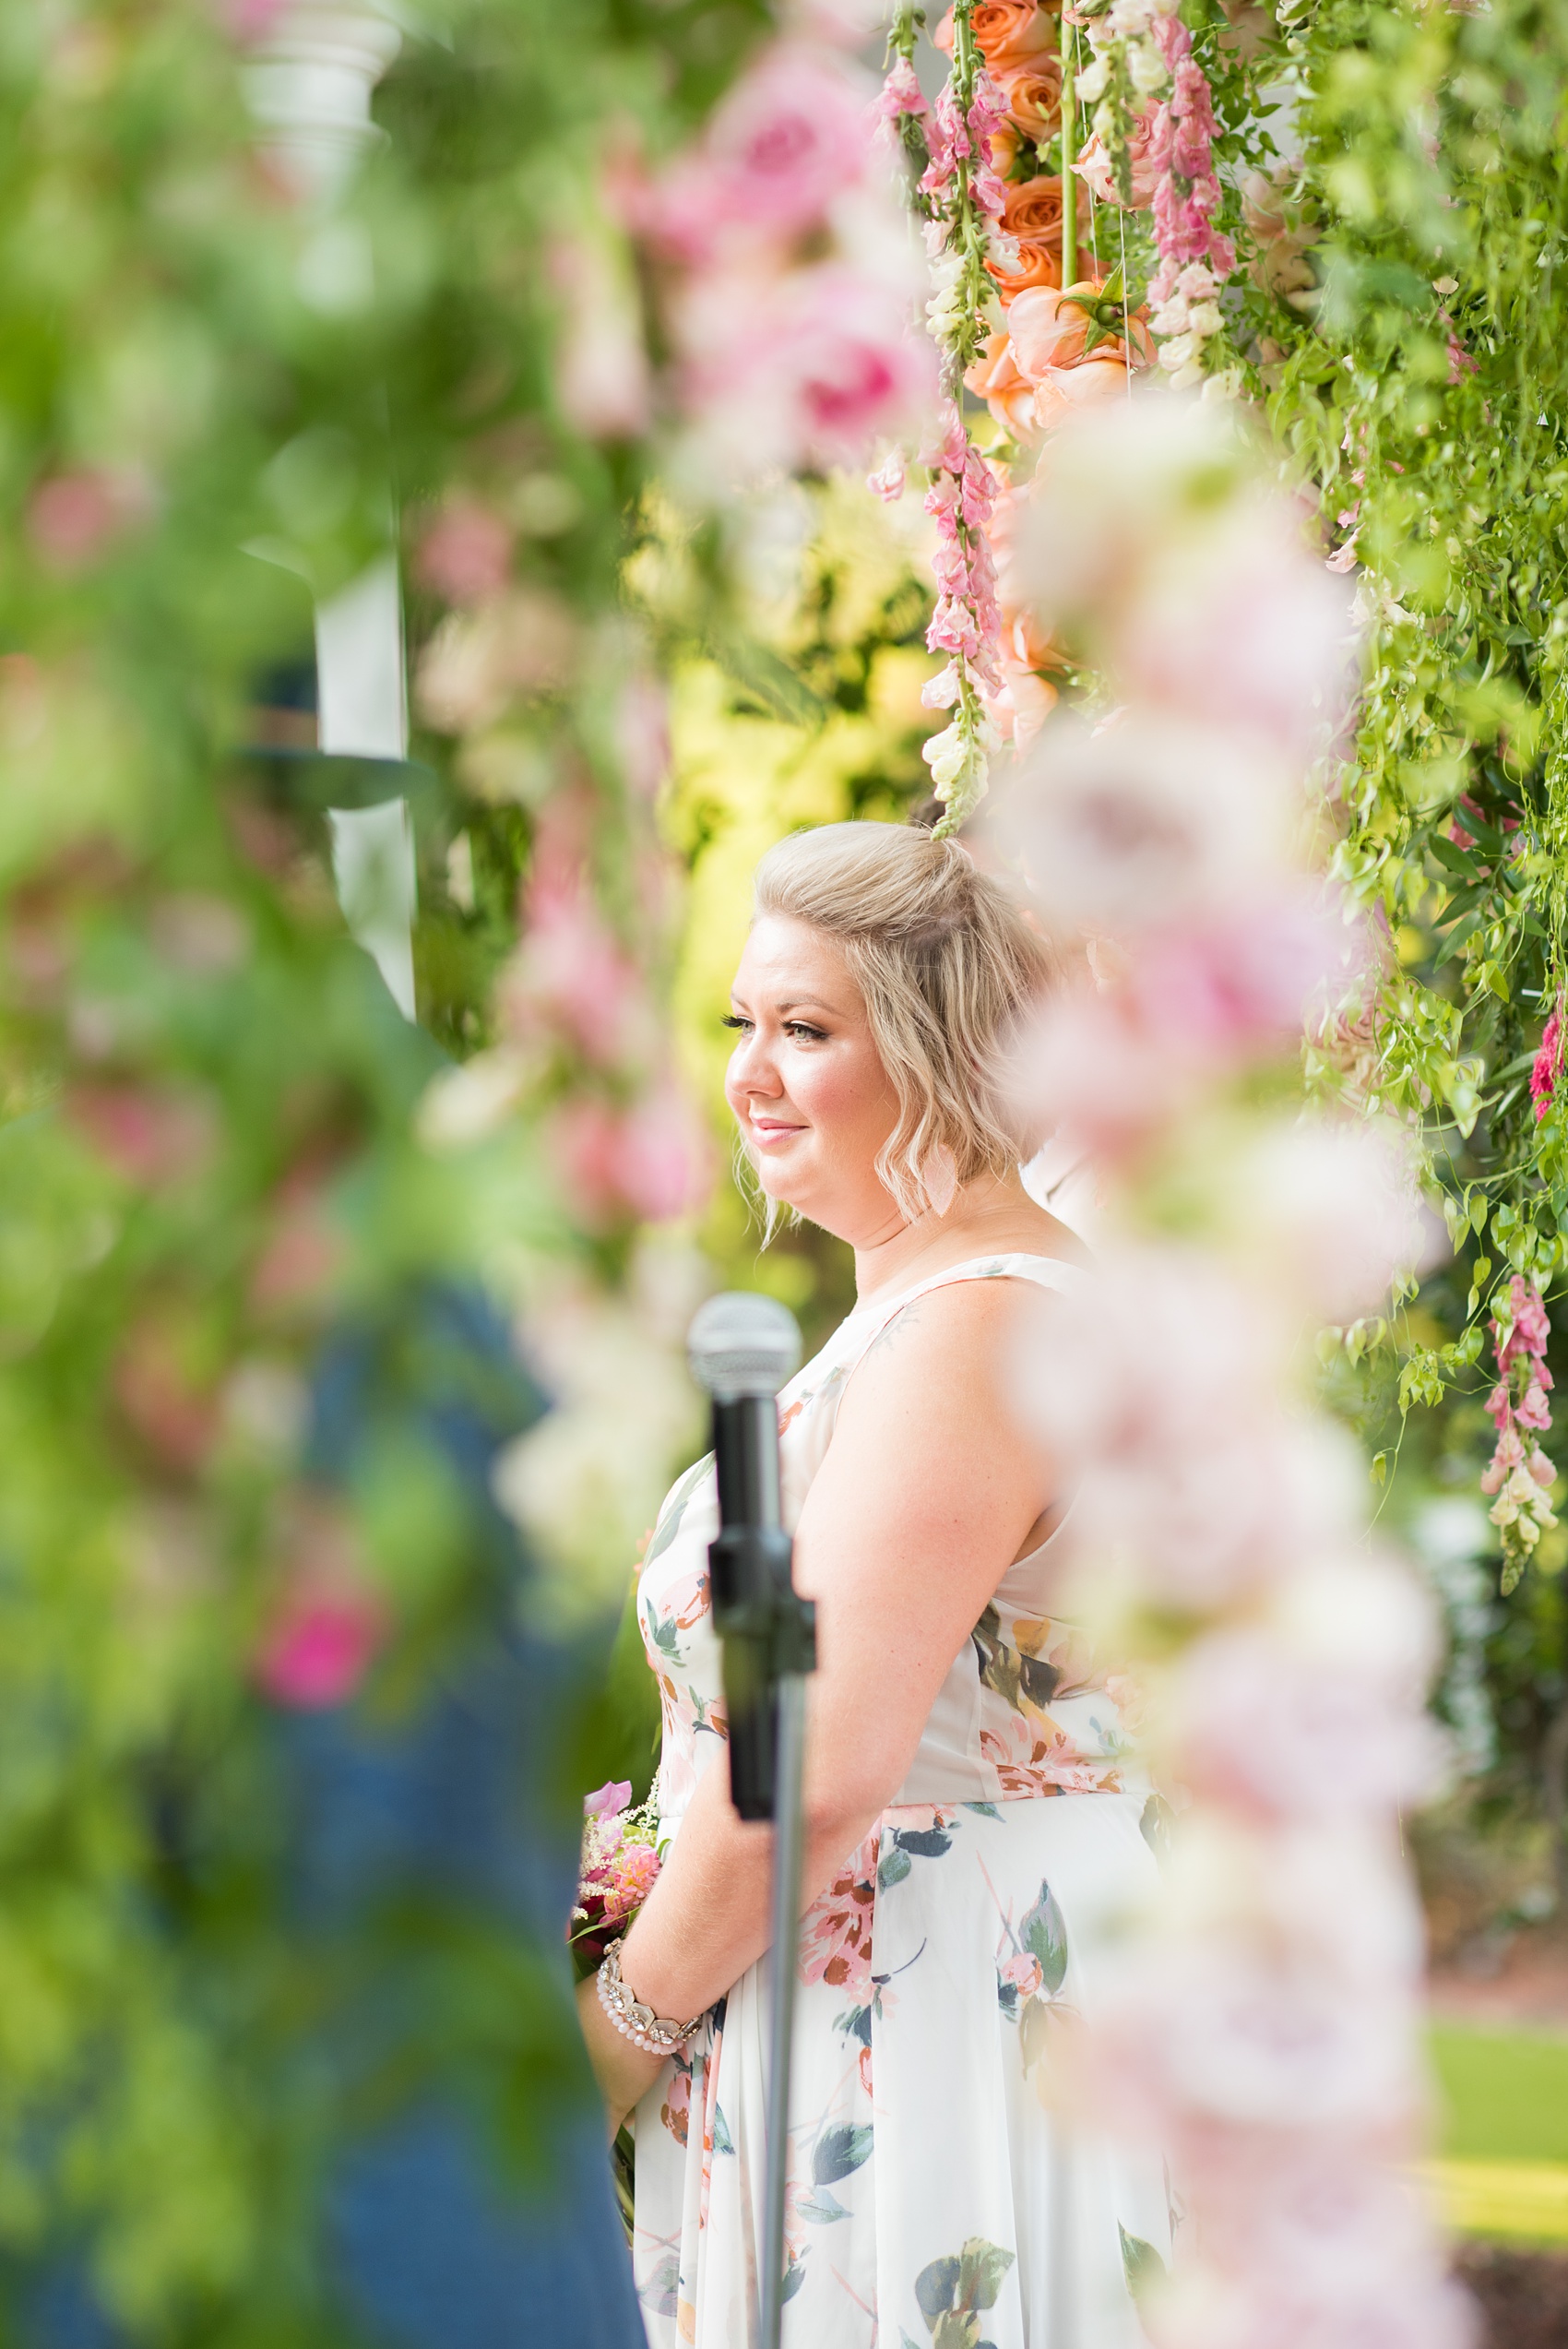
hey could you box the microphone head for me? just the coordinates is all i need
[687,1292,802,1402]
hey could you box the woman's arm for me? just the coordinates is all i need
[585,1279,1053,2129]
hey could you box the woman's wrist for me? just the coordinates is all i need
[597,1938,706,2058]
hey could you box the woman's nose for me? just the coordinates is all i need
[728,1031,782,1098]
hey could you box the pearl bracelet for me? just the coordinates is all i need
[597,1938,704,2058]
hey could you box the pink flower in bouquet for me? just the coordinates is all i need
[604,1838,662,1924]
[585,1779,633,1819]
[965,332,1041,441]
[1072,113,1160,209]
[642,44,874,263]
[1516,1379,1553,1431]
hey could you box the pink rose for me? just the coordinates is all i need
[1000,1950,1044,1997]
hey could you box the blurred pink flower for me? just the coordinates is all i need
[641,44,874,264]
[1172,1627,1442,1820]
[603,1839,661,1924]
[1092,1947,1420,2141]
[68,1081,217,1188]
[550,231,652,441]
[28,468,148,573]
[549,1088,708,1227]
[507,860,645,1069]
[256,1586,386,1709]
[585,1779,633,1818]
[678,262,935,481]
[414,498,514,605]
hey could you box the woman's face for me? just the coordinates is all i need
[724,914,904,1246]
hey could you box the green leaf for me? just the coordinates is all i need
[1019,1882,1069,1994]
[878,1845,913,1890]
[916,2255,962,2324]
[956,2238,1016,2313]
[1119,2226,1169,2303]
[814,2123,874,2186]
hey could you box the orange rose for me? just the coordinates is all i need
[995,55,1062,140]
[987,176,1065,304]
[987,237,1063,304]
[1002,174,1064,241]
[934,1,1057,66]
[964,331,1039,440]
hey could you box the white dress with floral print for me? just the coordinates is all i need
[630,1256,1170,2349]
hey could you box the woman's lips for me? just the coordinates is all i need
[748,1116,806,1151]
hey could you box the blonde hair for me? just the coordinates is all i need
[750,821,1061,1224]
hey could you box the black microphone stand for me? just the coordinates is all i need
[687,1295,814,2349]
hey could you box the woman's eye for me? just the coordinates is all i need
[721,1014,751,1033]
[785,1022,826,1042]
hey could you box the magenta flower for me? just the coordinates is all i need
[256,1589,386,1711]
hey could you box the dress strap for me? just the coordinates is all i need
[842,1250,1084,1365]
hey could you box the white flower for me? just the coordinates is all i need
[1076,54,1111,101]
[1149,296,1191,337]
[1128,41,1169,92]
[1186,300,1224,337]
[1157,330,1199,371]
[1170,360,1206,390]
[921,721,968,789]
[921,661,962,709]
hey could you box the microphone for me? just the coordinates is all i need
[687,1293,812,1821]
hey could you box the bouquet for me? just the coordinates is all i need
[570,1779,663,1976]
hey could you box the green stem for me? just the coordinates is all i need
[1061,8,1076,290]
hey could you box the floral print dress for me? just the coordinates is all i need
[631,1256,1170,2349]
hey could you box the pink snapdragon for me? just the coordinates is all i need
[1531,999,1562,1121]
[1145,20,1235,386]
[922,401,1003,687]
[876,55,928,128]
[1481,1275,1558,1585]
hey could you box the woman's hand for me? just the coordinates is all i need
[576,1971,669,2143]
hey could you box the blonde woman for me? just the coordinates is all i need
[578,822,1167,2347]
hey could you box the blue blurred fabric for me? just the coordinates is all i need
[18,1282,645,2349]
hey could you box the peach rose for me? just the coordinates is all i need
[934,1,1056,66]
[1031,347,1137,431]
[995,54,1062,140]
[1072,112,1159,209]
[1007,280,1153,382]
[964,331,1039,439]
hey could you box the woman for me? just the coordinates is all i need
[577,822,1169,2347]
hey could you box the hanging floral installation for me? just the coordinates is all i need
[870,0,1249,832]
[1000,395,1465,2349]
